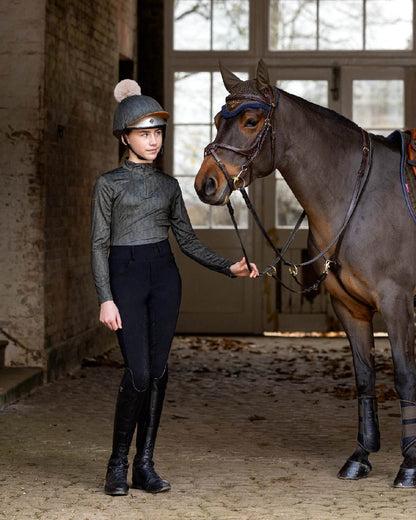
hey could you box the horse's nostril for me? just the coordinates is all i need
[204,176,218,196]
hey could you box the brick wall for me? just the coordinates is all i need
[0,0,138,379]
[43,0,138,379]
[0,0,47,367]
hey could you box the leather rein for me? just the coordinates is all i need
[203,87,374,298]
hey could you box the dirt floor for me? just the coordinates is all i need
[1,334,416,520]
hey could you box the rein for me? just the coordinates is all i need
[204,88,374,295]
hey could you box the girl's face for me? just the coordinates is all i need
[125,127,163,163]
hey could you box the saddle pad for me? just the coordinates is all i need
[404,129,416,223]
[388,129,416,225]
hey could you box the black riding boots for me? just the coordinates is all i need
[104,369,146,496]
[131,369,171,493]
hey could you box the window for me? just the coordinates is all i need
[174,0,250,50]
[275,80,328,228]
[173,70,249,228]
[269,0,413,51]
[352,80,405,135]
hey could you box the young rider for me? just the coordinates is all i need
[91,80,258,496]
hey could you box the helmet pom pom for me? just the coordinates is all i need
[114,79,142,103]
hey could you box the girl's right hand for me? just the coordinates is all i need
[100,300,122,331]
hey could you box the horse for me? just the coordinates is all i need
[194,60,416,487]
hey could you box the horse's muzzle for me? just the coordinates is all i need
[194,175,230,205]
[194,160,230,206]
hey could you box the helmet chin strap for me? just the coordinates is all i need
[128,143,147,161]
[122,130,147,161]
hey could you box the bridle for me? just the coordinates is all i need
[203,86,374,300]
[204,86,279,191]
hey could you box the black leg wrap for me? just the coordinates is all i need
[357,397,380,453]
[132,368,171,494]
[393,400,416,488]
[399,400,416,454]
[338,397,379,480]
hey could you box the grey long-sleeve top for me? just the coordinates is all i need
[91,159,234,304]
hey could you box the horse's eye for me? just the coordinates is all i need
[244,118,258,128]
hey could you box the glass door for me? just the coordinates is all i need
[262,66,405,332]
[260,68,337,331]
[169,68,262,334]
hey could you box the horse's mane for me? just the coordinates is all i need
[280,89,361,132]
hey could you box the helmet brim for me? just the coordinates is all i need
[128,111,170,127]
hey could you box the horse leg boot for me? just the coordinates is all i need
[131,369,170,493]
[330,298,378,480]
[394,400,416,487]
[380,293,416,487]
[104,369,147,496]
[338,396,380,479]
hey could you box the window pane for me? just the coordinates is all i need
[174,72,211,124]
[269,0,317,51]
[319,0,363,50]
[274,79,326,228]
[174,0,249,51]
[352,80,404,130]
[174,125,211,176]
[177,176,210,228]
[173,70,249,228]
[366,0,413,50]
[276,80,328,106]
[275,178,307,228]
[212,190,249,228]
[213,0,249,50]
[174,0,210,50]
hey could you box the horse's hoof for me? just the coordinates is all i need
[337,459,372,480]
[393,468,416,488]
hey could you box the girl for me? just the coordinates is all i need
[91,80,258,496]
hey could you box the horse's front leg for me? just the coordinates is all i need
[330,296,379,480]
[379,289,416,487]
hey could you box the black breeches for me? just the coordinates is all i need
[109,240,182,391]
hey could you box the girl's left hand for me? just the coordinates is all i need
[230,257,259,278]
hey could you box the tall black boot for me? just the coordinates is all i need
[104,369,147,496]
[131,368,171,493]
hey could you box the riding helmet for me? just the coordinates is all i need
[112,79,170,139]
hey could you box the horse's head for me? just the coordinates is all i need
[195,59,279,206]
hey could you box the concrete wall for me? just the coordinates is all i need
[0,0,138,380]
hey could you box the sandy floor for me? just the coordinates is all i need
[1,334,416,520]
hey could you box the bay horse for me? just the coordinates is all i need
[194,60,416,487]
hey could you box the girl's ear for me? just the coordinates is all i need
[121,134,128,146]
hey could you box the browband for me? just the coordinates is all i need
[221,101,271,119]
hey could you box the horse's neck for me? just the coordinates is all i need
[275,92,364,235]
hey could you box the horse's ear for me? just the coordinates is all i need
[219,61,242,92]
[256,59,270,92]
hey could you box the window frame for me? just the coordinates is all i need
[164,0,416,227]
